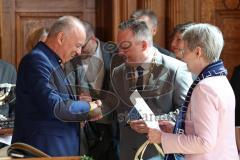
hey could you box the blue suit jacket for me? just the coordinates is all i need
[12,42,91,156]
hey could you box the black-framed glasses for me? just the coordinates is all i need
[102,41,132,53]
[82,37,92,50]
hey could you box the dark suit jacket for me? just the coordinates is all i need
[12,42,91,156]
[66,40,119,119]
[100,41,112,91]
[230,65,240,126]
[64,40,119,160]
[111,48,192,160]
[153,43,175,58]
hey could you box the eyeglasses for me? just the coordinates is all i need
[82,37,92,50]
[102,41,132,53]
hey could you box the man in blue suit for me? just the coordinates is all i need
[12,16,102,156]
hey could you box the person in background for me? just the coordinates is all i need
[170,22,194,60]
[148,23,238,160]
[0,60,16,148]
[111,18,192,160]
[12,16,102,156]
[230,65,240,157]
[131,9,174,57]
[65,20,118,160]
[26,27,49,52]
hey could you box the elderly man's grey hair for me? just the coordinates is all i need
[182,23,224,62]
[118,18,153,46]
[48,16,84,37]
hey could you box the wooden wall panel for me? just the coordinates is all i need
[111,0,166,47]
[111,0,137,41]
[216,10,240,78]
[0,0,239,76]
[1,0,15,64]
[150,0,166,47]
[15,12,83,67]
[167,0,240,78]
[0,0,96,68]
[95,0,114,41]
[167,0,201,46]
[199,0,240,78]
[15,0,84,12]
[82,0,96,26]
[0,0,170,65]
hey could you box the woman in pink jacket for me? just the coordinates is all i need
[148,23,239,160]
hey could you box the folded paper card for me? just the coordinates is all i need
[129,90,160,130]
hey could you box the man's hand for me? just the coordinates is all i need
[79,92,92,102]
[130,119,148,134]
[88,100,103,121]
[148,128,162,144]
[159,120,175,133]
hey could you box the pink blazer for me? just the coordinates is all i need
[162,76,239,160]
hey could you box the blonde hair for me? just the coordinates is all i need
[26,27,49,51]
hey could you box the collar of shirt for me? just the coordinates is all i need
[82,39,103,65]
[134,47,155,71]
[94,39,103,60]
[38,41,62,65]
[132,47,156,80]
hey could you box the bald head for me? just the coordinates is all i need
[48,16,85,37]
[46,16,86,63]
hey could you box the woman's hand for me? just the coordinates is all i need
[148,128,162,144]
[159,120,175,133]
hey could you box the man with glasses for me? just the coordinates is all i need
[65,21,119,160]
[111,18,192,160]
[131,9,174,57]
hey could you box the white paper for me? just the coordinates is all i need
[0,135,12,145]
[130,90,160,130]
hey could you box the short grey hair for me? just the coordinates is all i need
[118,18,153,46]
[131,9,158,28]
[182,23,224,62]
[48,16,84,37]
[82,21,95,40]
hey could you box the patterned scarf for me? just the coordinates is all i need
[164,60,227,160]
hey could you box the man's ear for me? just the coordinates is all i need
[91,36,98,44]
[92,36,97,41]
[142,40,148,51]
[56,32,64,45]
[151,26,157,36]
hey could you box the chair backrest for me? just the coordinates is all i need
[7,143,50,158]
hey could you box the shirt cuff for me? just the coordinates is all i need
[69,101,90,114]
